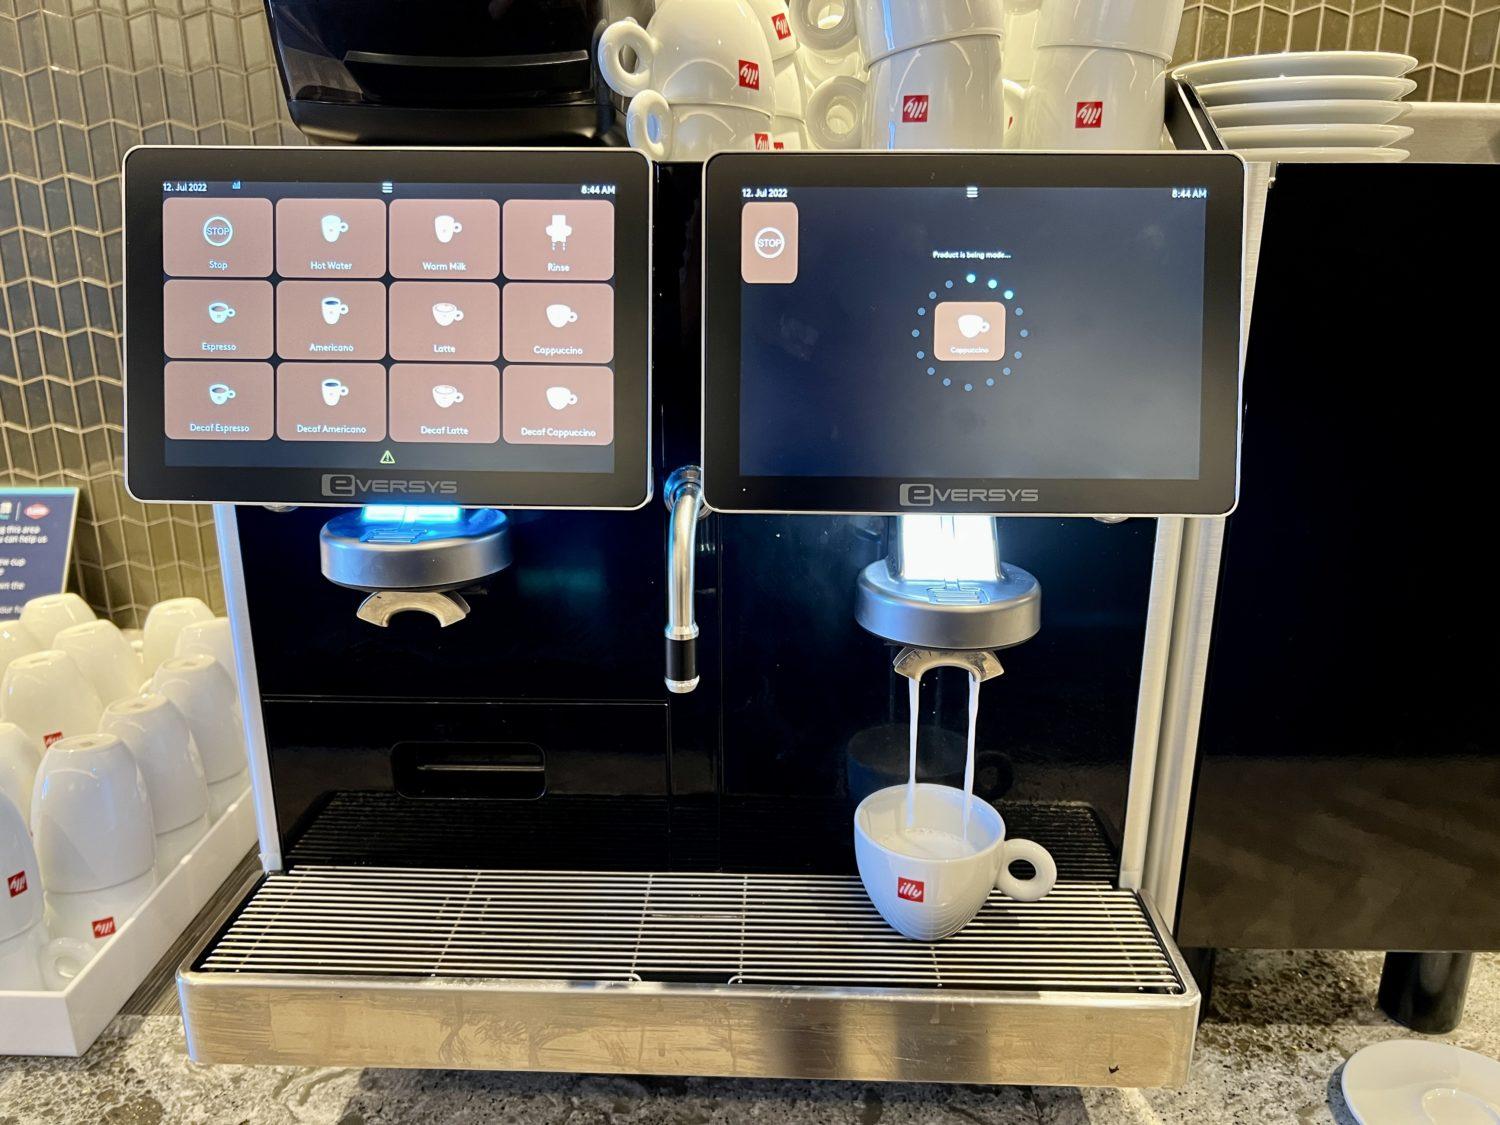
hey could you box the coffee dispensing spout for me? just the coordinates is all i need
[664,466,705,694]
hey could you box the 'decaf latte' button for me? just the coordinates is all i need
[163,362,273,440]
[163,279,273,359]
[388,364,500,444]
[388,282,500,362]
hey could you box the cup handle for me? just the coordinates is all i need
[805,75,865,150]
[626,89,674,161]
[995,837,1057,902]
[598,18,656,98]
[39,936,96,990]
[788,0,857,53]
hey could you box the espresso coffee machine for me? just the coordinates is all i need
[121,139,1255,1088]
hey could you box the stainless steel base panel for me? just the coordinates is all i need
[179,867,1199,1087]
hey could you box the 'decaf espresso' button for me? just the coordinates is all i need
[275,363,387,442]
[502,282,613,365]
[502,364,613,446]
[388,199,500,279]
[162,197,273,278]
[932,301,1007,362]
[740,201,798,285]
[502,199,614,281]
[389,364,500,444]
[389,282,500,362]
[276,280,387,361]
[163,361,273,440]
[275,198,387,278]
[163,279,273,359]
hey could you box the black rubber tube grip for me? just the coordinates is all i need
[666,636,697,686]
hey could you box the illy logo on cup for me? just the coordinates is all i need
[738,59,761,89]
[91,916,116,939]
[6,871,26,898]
[902,95,930,123]
[1075,101,1104,128]
[771,12,791,39]
[754,133,772,151]
[43,730,63,748]
[897,877,925,902]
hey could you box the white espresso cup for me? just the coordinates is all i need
[53,619,145,707]
[141,597,214,674]
[627,94,775,160]
[150,655,246,820]
[174,616,235,681]
[790,0,1005,66]
[32,733,158,948]
[1030,0,1183,61]
[319,213,349,242]
[1013,45,1166,149]
[0,792,90,990]
[102,694,210,873]
[18,592,95,648]
[854,783,1057,941]
[320,378,350,407]
[0,620,39,682]
[0,649,104,756]
[807,34,1006,150]
[320,296,348,326]
[0,722,36,828]
[598,1,776,114]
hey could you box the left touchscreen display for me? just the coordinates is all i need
[125,148,652,509]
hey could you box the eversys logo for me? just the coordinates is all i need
[899,483,1040,507]
[321,475,460,499]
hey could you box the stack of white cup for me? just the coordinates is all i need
[1011,0,1185,149]
[600,0,778,161]
[747,0,808,149]
[0,593,248,989]
[0,792,90,991]
[796,0,1007,150]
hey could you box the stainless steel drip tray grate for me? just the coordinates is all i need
[181,867,1199,1086]
[201,867,1180,992]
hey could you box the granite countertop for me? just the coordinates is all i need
[2,948,1497,1124]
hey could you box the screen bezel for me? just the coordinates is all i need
[701,151,1246,516]
[123,145,653,509]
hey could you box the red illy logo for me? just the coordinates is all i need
[738,59,761,89]
[1075,100,1104,128]
[897,877,925,902]
[23,502,49,519]
[772,12,791,39]
[43,731,63,748]
[6,871,26,898]
[902,95,930,123]
[754,132,772,150]
[91,916,116,939]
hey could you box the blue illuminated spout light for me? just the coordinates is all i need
[361,504,464,526]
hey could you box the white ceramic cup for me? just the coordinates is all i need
[149,655,246,819]
[0,789,42,941]
[806,34,1006,150]
[32,733,156,897]
[141,597,214,674]
[1030,0,1183,61]
[772,51,806,122]
[44,870,156,946]
[790,0,1005,66]
[101,694,210,872]
[173,616,235,681]
[746,0,800,60]
[598,1,776,114]
[0,722,36,827]
[0,620,39,681]
[18,593,95,648]
[0,921,94,990]
[798,0,868,102]
[53,619,145,707]
[626,94,775,160]
[0,649,104,756]
[854,783,1057,941]
[1013,45,1166,149]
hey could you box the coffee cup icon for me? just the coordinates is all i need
[434,215,463,244]
[321,379,349,407]
[321,297,349,326]
[206,301,236,325]
[432,302,464,327]
[957,314,991,340]
[545,304,579,329]
[207,383,236,406]
[432,384,465,409]
[320,214,349,243]
[546,386,578,411]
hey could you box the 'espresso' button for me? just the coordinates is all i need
[163,279,273,359]
[163,361,273,440]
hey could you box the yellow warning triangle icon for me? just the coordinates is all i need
[379,450,395,465]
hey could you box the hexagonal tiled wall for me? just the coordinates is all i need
[1,1,1497,627]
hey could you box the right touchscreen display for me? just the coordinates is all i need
[702,153,1247,516]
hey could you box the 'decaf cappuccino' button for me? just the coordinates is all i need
[163,362,273,440]
[740,201,798,284]
[502,365,613,446]
[932,301,1007,362]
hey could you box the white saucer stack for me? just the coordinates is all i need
[1174,50,1418,163]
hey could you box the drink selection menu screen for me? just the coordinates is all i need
[157,181,620,474]
[736,184,1211,481]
